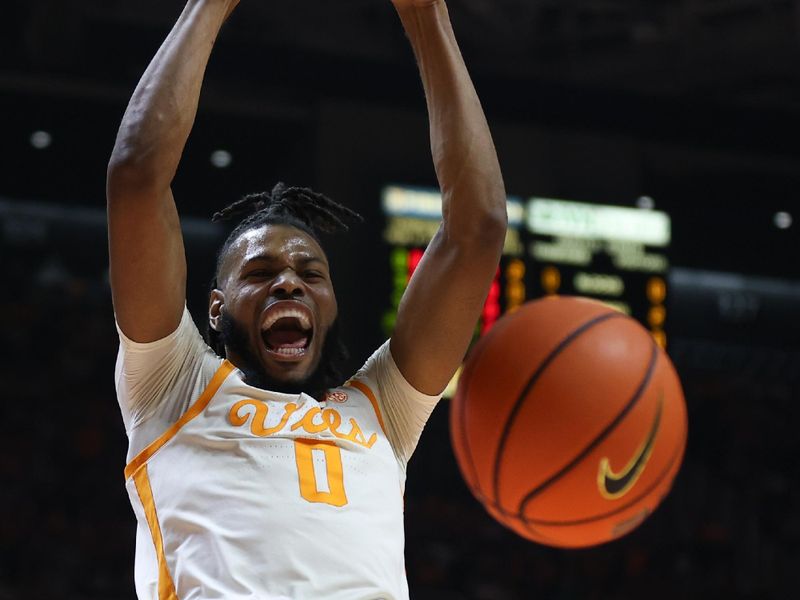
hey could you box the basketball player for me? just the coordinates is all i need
[107,0,506,598]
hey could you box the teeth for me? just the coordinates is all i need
[262,308,312,331]
[272,347,306,356]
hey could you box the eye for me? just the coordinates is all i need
[303,270,325,281]
[245,269,271,279]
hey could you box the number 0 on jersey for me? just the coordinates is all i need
[294,439,348,507]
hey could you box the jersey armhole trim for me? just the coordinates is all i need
[124,360,236,480]
[345,379,387,437]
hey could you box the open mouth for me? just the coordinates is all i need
[261,307,314,359]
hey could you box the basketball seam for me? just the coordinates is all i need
[490,311,623,507]
[515,338,660,516]
[488,415,686,533]
[523,404,687,527]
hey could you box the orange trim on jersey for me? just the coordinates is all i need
[124,360,235,480]
[133,465,178,600]
[346,379,387,437]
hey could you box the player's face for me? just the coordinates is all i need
[212,224,338,387]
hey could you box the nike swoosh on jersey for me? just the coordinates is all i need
[597,391,664,500]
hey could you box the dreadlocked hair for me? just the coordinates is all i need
[205,182,362,369]
[211,182,362,236]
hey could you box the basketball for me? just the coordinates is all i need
[450,296,688,548]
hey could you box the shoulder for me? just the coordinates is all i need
[343,340,443,465]
[116,304,208,355]
[348,339,442,415]
[350,340,393,386]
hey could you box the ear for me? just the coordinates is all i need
[209,288,225,332]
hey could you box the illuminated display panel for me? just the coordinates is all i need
[527,197,671,347]
[381,187,671,394]
[382,185,525,395]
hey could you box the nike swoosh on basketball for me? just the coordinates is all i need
[597,392,664,500]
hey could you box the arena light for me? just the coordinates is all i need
[30,130,52,150]
[774,211,792,230]
[210,149,233,169]
[636,195,655,210]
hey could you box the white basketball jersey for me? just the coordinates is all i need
[115,308,440,600]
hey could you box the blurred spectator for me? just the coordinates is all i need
[1,245,798,599]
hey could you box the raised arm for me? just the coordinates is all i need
[389,0,508,394]
[107,0,239,342]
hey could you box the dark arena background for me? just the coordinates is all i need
[2,1,800,598]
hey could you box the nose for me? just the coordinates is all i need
[270,269,304,299]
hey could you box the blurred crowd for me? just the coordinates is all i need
[1,253,797,599]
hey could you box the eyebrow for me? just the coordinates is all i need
[242,254,328,269]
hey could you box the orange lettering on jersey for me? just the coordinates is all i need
[336,418,378,449]
[229,400,378,449]
[291,407,328,434]
[322,408,343,434]
[229,400,299,437]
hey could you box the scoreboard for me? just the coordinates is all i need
[380,186,671,393]
[381,184,526,334]
[527,197,671,348]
